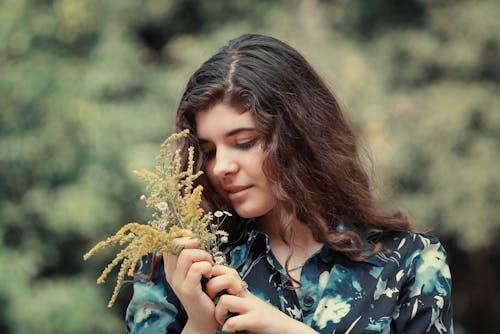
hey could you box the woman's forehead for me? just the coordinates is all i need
[195,104,256,139]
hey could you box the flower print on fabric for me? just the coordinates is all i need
[410,236,452,298]
[314,295,352,328]
[126,220,453,334]
[311,264,364,330]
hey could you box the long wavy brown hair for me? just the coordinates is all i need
[175,34,412,262]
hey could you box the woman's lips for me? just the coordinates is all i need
[225,185,252,201]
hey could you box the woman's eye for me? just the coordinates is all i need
[235,139,257,150]
[202,148,215,159]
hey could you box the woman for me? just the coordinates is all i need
[126,34,453,334]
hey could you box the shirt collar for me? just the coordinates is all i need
[226,218,386,268]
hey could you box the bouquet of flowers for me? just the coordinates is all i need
[83,130,231,308]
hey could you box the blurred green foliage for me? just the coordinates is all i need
[1,0,498,333]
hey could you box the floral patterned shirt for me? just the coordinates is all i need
[126,220,453,333]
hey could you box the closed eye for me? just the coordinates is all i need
[201,146,216,160]
[236,139,257,150]
[199,137,258,161]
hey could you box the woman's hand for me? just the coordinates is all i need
[163,233,218,334]
[207,265,319,334]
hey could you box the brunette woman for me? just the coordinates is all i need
[126,34,453,334]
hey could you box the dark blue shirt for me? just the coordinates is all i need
[126,220,453,333]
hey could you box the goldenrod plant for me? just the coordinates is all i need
[84,130,230,307]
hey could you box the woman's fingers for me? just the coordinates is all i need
[163,234,213,290]
[173,260,213,298]
[164,235,198,273]
[164,248,214,283]
[204,275,227,300]
[172,235,200,249]
[205,265,245,299]
[214,294,248,325]
[177,248,214,273]
[163,233,208,281]
[187,260,214,281]
[222,313,255,333]
[216,294,292,334]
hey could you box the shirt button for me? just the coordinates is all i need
[303,295,315,307]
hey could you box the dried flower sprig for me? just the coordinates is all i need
[83,130,231,307]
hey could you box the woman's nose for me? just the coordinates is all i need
[212,150,238,177]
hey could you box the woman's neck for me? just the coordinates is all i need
[258,209,323,271]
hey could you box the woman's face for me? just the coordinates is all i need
[195,103,277,220]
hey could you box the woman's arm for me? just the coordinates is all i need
[392,236,453,333]
[125,255,186,334]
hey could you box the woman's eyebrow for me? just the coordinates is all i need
[226,127,256,137]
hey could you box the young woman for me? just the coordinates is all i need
[126,34,453,334]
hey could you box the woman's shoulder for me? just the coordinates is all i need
[371,229,445,253]
[366,230,451,281]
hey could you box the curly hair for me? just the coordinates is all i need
[175,34,412,261]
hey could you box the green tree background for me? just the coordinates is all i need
[1,0,498,333]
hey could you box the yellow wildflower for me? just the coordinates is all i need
[84,130,230,307]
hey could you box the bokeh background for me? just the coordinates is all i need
[1,0,499,333]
